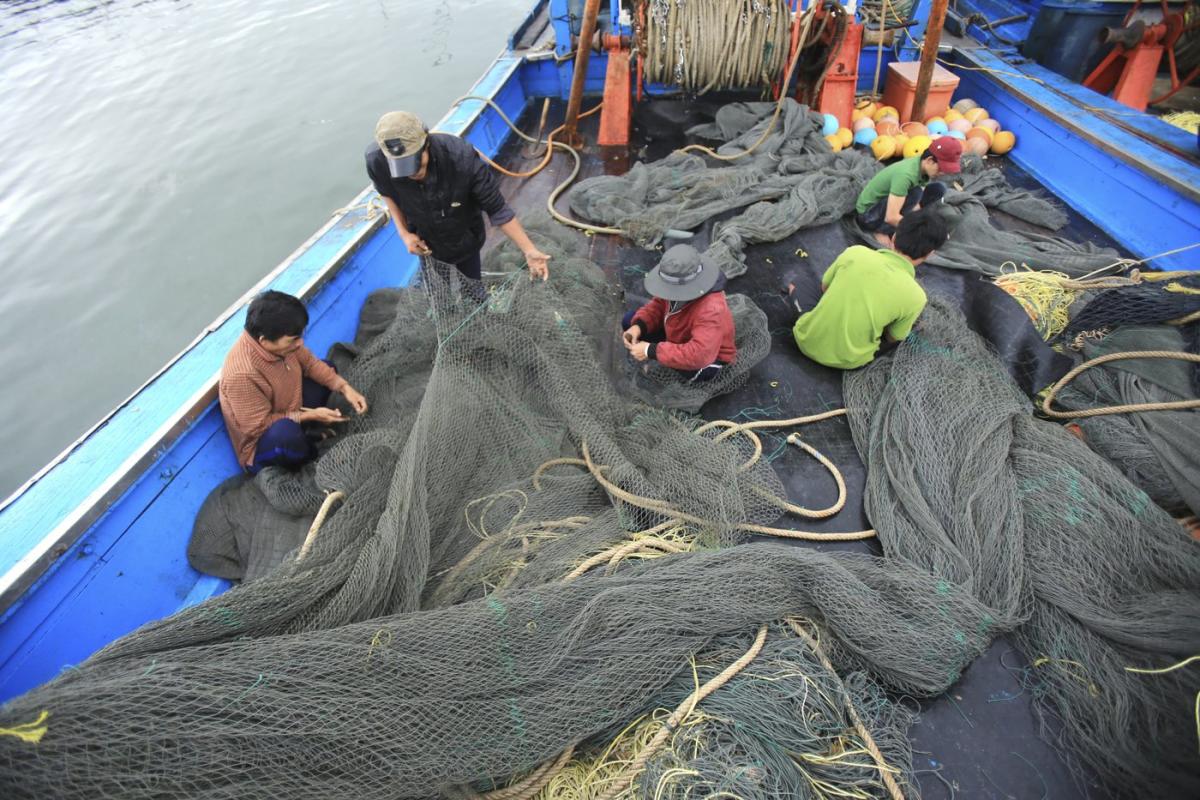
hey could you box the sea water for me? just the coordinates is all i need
[0,0,529,495]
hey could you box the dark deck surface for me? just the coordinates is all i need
[488,98,1122,800]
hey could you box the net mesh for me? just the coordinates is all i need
[2,100,1197,800]
[844,296,1200,797]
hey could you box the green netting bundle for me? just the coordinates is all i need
[845,296,1200,797]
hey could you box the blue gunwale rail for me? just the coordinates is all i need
[0,44,536,702]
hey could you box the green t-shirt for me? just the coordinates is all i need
[855,157,928,214]
[792,246,927,370]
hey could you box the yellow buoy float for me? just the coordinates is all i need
[825,133,843,152]
[873,105,899,122]
[990,130,1016,154]
[836,127,854,148]
[871,134,897,160]
[903,134,933,158]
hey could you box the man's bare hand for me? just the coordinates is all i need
[626,340,651,362]
[300,407,347,425]
[622,325,642,347]
[524,248,551,281]
[343,385,369,415]
[402,233,432,256]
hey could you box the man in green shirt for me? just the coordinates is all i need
[788,208,951,370]
[856,136,962,246]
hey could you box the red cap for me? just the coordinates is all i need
[929,136,963,173]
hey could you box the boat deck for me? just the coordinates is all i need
[488,98,1124,799]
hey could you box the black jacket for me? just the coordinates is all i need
[366,133,515,264]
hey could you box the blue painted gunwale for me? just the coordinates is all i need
[0,49,536,703]
[950,46,1200,271]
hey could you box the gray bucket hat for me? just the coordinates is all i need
[375,111,428,179]
[642,244,721,302]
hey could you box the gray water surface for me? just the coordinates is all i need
[0,0,530,496]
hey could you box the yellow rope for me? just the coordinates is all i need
[1125,655,1200,756]
[1125,654,1200,675]
[594,626,769,800]
[579,439,875,542]
[0,710,49,744]
[1042,351,1200,419]
[787,620,907,800]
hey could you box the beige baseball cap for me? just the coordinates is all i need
[375,111,428,178]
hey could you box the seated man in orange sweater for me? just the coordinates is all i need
[219,291,368,473]
[622,244,737,383]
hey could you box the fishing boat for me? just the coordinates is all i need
[1,1,1197,798]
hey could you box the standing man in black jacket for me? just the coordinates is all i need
[365,111,550,285]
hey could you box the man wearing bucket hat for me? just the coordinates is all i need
[365,111,551,284]
[854,136,962,246]
[622,244,737,382]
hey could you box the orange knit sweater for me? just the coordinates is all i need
[218,331,348,467]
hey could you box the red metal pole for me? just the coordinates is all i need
[562,0,603,148]
[910,0,950,123]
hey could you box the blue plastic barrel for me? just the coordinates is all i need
[1022,1,1129,83]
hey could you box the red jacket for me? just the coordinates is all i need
[633,289,738,372]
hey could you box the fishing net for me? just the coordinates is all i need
[1050,324,1200,516]
[568,100,879,277]
[847,156,1121,278]
[0,545,997,800]
[845,296,1200,797]
[618,292,771,413]
[5,213,983,799]
[1064,273,1200,345]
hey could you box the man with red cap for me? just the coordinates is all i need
[854,136,963,246]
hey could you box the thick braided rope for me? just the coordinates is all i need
[296,491,345,562]
[1042,351,1200,419]
[786,619,908,800]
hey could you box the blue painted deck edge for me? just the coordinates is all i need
[952,48,1200,271]
[0,42,540,701]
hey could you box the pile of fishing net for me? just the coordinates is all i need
[846,153,1122,278]
[3,217,990,800]
[992,269,1199,515]
[845,296,1200,797]
[568,99,879,278]
[187,218,775,580]
[1048,325,1200,516]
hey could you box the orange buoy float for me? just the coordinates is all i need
[966,126,993,147]
[990,130,1016,154]
[965,136,989,157]
[875,119,900,137]
[964,107,990,124]
[901,121,928,138]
